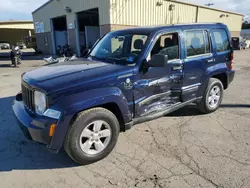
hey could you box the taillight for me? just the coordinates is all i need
[229,52,234,70]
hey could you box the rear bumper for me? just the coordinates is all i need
[228,70,235,85]
[12,96,57,147]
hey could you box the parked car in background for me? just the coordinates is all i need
[17,42,27,49]
[0,41,10,50]
[231,36,246,50]
[245,40,250,49]
[13,23,235,165]
[240,41,247,50]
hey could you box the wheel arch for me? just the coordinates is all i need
[70,102,126,132]
[49,87,132,150]
[211,72,228,89]
[198,69,228,98]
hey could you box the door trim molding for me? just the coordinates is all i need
[182,83,201,91]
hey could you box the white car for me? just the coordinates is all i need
[17,42,27,49]
[244,40,250,49]
[0,41,10,50]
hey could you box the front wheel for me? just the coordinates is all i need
[64,107,120,165]
[197,78,224,114]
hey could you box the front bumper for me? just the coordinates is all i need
[12,96,57,147]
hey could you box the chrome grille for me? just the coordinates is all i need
[21,82,35,112]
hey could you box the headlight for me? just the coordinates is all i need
[34,91,46,115]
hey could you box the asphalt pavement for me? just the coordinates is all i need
[0,50,249,188]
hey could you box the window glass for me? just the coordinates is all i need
[150,33,179,60]
[131,35,147,52]
[89,33,148,65]
[184,30,210,57]
[111,36,125,54]
[212,29,230,52]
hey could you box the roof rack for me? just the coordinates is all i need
[172,22,223,26]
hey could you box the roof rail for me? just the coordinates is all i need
[172,22,223,26]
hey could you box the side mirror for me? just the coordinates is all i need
[148,54,168,67]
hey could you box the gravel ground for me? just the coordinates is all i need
[0,50,250,188]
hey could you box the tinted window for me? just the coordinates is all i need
[184,30,211,57]
[150,33,179,60]
[212,29,230,52]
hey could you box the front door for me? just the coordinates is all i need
[134,31,183,117]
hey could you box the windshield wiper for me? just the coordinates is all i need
[89,55,116,64]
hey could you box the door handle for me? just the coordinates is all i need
[206,58,215,63]
[172,65,183,71]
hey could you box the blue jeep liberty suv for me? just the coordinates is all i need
[13,23,235,164]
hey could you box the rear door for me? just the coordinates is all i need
[182,29,213,101]
[210,28,232,69]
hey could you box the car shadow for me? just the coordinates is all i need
[166,103,250,117]
[0,96,78,172]
[220,104,250,108]
[167,104,202,117]
[0,64,12,68]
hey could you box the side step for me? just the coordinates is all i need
[125,98,198,129]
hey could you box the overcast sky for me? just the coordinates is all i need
[0,0,249,21]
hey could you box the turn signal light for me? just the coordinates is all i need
[49,124,56,137]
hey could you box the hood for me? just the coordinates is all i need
[23,59,133,94]
[25,59,108,82]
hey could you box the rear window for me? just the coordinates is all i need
[184,30,211,57]
[212,29,230,52]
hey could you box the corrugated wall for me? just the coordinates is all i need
[32,0,110,33]
[109,0,242,36]
[198,7,242,33]
[110,0,197,26]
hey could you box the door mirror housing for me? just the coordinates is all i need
[148,54,168,67]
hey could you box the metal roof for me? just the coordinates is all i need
[0,20,33,24]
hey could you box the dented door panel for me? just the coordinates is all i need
[134,60,183,117]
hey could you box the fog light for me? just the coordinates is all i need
[43,109,61,119]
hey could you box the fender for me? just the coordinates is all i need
[49,87,132,150]
[197,63,228,97]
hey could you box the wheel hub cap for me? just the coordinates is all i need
[79,120,112,155]
[208,85,221,108]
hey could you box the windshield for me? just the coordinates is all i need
[89,32,148,65]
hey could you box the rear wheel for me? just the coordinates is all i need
[64,107,120,165]
[197,78,224,114]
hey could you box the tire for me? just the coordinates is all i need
[64,107,120,165]
[197,78,224,114]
